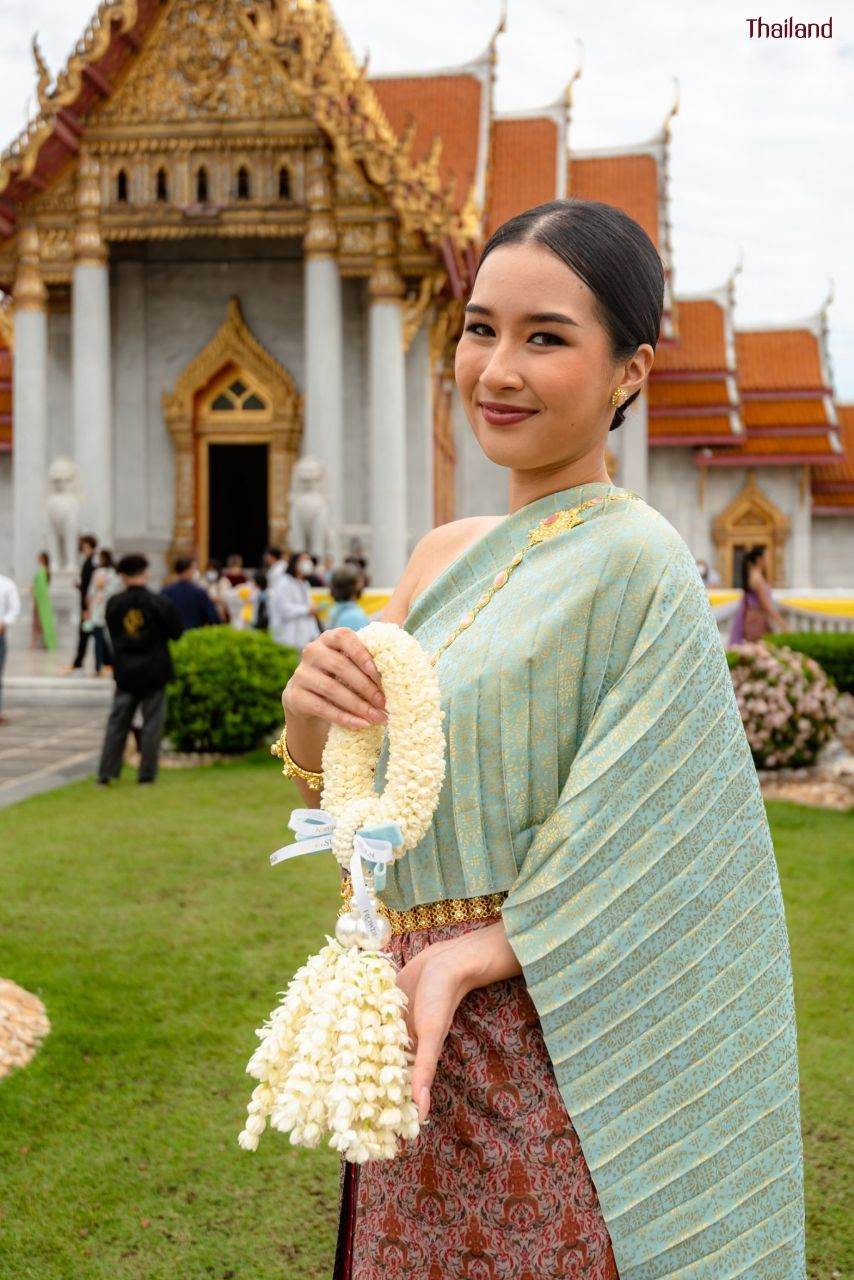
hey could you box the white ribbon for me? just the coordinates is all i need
[269,808,397,943]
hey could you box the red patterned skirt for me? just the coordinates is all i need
[333,915,619,1280]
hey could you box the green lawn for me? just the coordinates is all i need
[0,759,850,1279]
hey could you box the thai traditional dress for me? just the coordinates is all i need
[30,565,57,651]
[334,481,805,1280]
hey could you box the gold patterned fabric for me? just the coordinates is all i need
[372,481,805,1280]
[339,879,506,935]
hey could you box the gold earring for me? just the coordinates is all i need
[611,387,627,408]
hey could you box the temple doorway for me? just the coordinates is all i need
[208,443,269,567]
[712,473,790,587]
[163,297,303,568]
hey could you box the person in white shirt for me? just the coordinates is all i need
[0,571,21,724]
[267,551,321,651]
[263,545,286,588]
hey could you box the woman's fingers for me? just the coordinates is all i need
[300,666,387,724]
[295,683,381,730]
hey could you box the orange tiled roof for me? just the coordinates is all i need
[700,431,841,464]
[650,415,735,442]
[743,397,832,430]
[653,300,728,372]
[370,74,482,212]
[568,154,659,249]
[812,404,854,510]
[649,380,731,408]
[486,117,559,238]
[735,329,825,390]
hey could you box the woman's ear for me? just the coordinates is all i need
[620,342,656,397]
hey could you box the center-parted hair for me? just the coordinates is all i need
[475,198,665,430]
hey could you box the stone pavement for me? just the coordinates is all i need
[0,647,113,807]
[0,703,107,809]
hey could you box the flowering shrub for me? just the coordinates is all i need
[166,627,298,754]
[728,640,839,769]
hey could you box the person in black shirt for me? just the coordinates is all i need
[96,554,184,785]
[161,557,221,629]
[67,533,98,672]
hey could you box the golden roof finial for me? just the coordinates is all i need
[663,76,680,140]
[31,34,53,114]
[562,38,584,112]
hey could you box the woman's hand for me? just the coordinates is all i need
[396,920,523,1124]
[282,627,388,731]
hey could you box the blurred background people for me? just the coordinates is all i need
[223,554,246,587]
[0,568,20,725]
[268,551,321,651]
[87,549,120,675]
[252,570,269,631]
[66,533,98,673]
[96,554,184,786]
[161,557,220,630]
[729,545,787,644]
[327,563,370,631]
[30,551,57,652]
[262,546,286,589]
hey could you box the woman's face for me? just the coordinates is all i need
[454,242,653,473]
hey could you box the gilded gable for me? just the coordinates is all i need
[92,0,306,127]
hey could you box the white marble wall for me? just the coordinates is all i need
[341,276,368,530]
[0,454,12,572]
[404,322,433,550]
[811,517,854,588]
[47,310,72,464]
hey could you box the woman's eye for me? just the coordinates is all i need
[463,324,564,345]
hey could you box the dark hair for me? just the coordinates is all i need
[99,548,115,568]
[287,551,313,578]
[38,549,51,581]
[253,570,268,589]
[475,198,665,430]
[80,533,98,551]
[330,564,361,603]
[740,545,767,592]
[117,553,148,577]
[174,556,194,575]
[264,545,282,561]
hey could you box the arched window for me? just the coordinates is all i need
[155,168,169,202]
[196,167,209,204]
[236,166,251,200]
[116,169,129,203]
[209,376,268,414]
[278,166,290,200]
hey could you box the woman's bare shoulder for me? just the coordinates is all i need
[379,516,505,625]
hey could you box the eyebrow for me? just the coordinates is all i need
[464,303,582,328]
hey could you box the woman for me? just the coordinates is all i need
[327,564,370,632]
[86,549,119,675]
[280,200,805,1278]
[30,551,57,651]
[729,544,786,643]
[268,551,322,651]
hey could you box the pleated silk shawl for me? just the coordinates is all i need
[375,480,806,1279]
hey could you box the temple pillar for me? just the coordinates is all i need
[791,465,812,587]
[368,218,407,587]
[302,146,343,550]
[11,225,48,584]
[71,155,113,545]
[619,384,649,497]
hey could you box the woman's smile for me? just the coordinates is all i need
[479,400,540,426]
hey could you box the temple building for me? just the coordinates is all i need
[0,0,851,593]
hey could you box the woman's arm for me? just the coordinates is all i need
[395,917,522,1122]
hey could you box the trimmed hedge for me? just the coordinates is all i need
[765,630,854,694]
[165,626,299,754]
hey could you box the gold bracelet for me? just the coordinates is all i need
[271,727,324,790]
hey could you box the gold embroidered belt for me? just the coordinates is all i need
[339,878,507,936]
